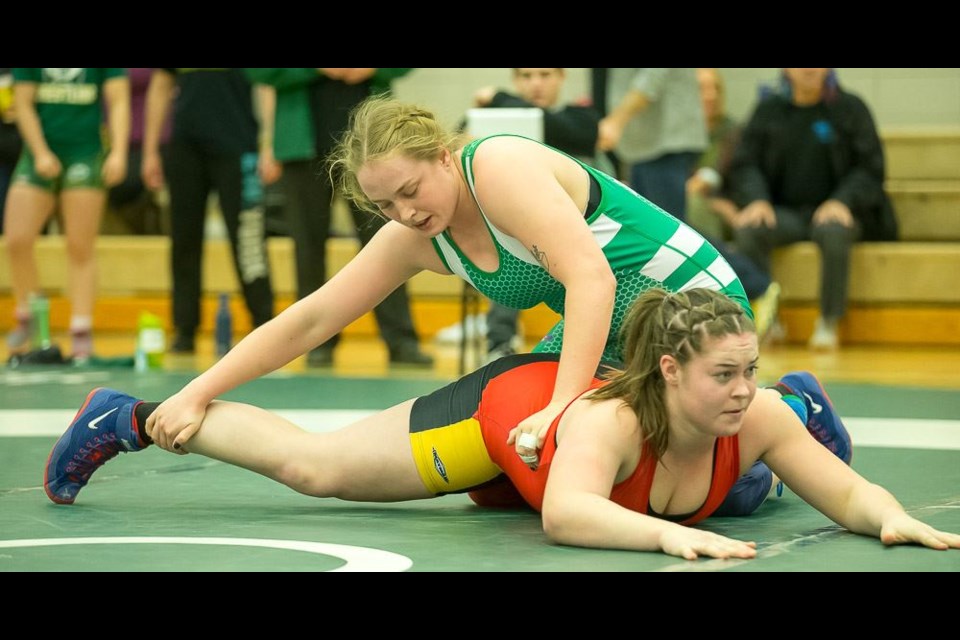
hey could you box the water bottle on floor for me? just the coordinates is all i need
[216,294,233,357]
[30,293,51,350]
[135,311,166,372]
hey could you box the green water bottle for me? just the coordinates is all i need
[136,311,166,370]
[30,293,51,349]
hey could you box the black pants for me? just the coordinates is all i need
[165,141,274,333]
[486,303,519,352]
[733,205,860,319]
[281,159,421,352]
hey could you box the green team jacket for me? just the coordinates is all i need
[244,68,412,162]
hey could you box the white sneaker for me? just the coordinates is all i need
[6,313,32,352]
[483,343,517,366]
[768,319,787,343]
[434,314,487,344]
[808,317,839,351]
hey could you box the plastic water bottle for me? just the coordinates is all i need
[215,294,233,357]
[30,293,51,349]
[136,311,166,371]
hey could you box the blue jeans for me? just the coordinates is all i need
[629,151,700,221]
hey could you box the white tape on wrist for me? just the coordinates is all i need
[517,432,538,450]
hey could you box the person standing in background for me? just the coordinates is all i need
[470,68,601,363]
[4,68,129,361]
[686,67,741,241]
[142,68,275,354]
[0,67,23,234]
[105,68,171,235]
[247,68,431,368]
[600,68,779,342]
[599,68,707,220]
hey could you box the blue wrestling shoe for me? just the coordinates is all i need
[44,388,147,504]
[779,371,852,465]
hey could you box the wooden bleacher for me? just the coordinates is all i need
[772,127,960,344]
[1,129,959,346]
[885,127,960,241]
[0,235,471,339]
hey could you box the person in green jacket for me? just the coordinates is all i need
[247,68,431,368]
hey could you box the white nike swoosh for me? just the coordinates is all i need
[88,407,119,429]
[802,391,823,415]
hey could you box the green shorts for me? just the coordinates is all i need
[12,149,105,192]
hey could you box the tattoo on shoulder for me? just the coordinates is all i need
[531,245,550,272]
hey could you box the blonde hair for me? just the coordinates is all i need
[591,288,755,460]
[327,95,466,217]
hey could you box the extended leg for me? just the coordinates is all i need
[59,187,106,358]
[3,183,55,352]
[45,389,431,505]
[182,399,430,501]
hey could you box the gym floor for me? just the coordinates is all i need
[2,337,959,572]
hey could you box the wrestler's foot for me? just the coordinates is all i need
[44,388,148,504]
[779,371,852,464]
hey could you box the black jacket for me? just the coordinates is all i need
[730,90,898,241]
[477,91,600,159]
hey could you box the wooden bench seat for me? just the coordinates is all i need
[4,127,960,346]
[769,241,960,346]
[771,241,960,304]
[884,127,960,181]
[3,236,960,345]
[886,179,960,241]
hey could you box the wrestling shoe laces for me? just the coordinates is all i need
[44,388,145,504]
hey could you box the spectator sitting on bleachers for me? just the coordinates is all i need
[686,68,781,344]
[728,68,898,350]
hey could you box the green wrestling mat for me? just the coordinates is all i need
[2,369,959,572]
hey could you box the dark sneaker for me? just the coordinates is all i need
[44,388,148,504]
[779,371,853,464]
[169,331,195,354]
[483,343,516,366]
[306,346,335,368]
[8,345,70,368]
[389,344,434,367]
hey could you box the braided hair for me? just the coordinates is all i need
[590,288,755,460]
[327,95,467,218]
